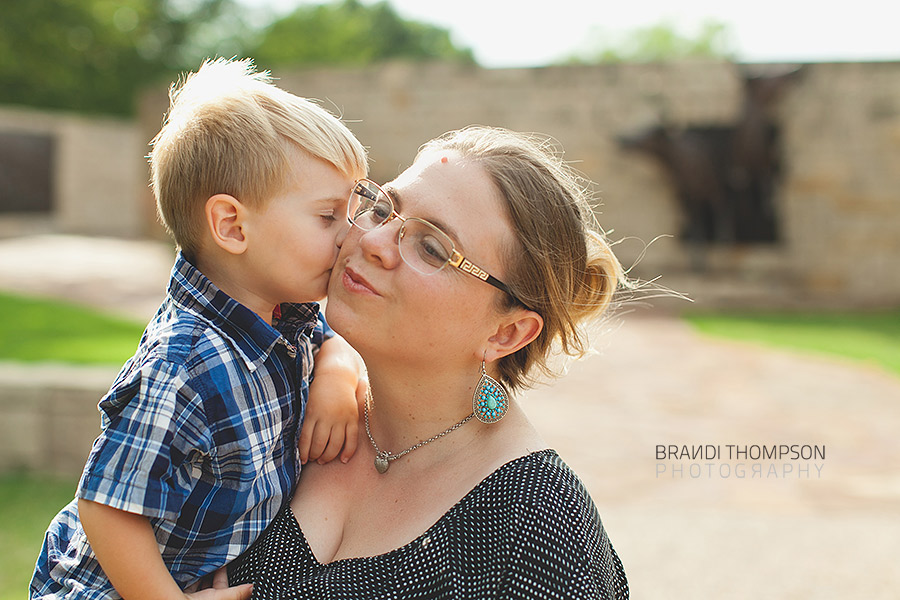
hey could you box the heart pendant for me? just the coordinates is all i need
[374,455,390,474]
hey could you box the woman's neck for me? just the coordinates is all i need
[362,357,482,453]
[363,354,492,453]
[355,351,547,475]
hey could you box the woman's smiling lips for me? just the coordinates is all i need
[342,265,380,296]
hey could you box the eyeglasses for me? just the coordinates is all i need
[347,179,523,305]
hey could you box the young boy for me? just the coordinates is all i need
[30,58,368,599]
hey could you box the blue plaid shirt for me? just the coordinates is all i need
[31,253,331,599]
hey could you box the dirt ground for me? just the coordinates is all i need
[2,234,899,599]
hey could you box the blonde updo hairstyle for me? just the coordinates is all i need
[420,126,625,392]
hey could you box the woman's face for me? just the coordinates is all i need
[325,149,518,367]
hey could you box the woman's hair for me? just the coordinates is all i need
[149,57,368,258]
[420,126,626,391]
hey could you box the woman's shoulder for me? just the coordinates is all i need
[446,449,630,599]
[470,449,595,509]
[449,449,605,542]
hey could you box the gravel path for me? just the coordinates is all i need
[3,234,898,599]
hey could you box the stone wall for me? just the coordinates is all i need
[4,61,897,308]
[780,63,900,306]
[140,60,900,308]
[0,363,117,477]
[0,106,144,238]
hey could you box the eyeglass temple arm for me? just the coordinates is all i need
[447,251,516,298]
[349,181,379,224]
[354,182,378,200]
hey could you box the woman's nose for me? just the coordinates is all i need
[358,222,403,269]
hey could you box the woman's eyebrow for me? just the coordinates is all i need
[384,184,463,245]
[383,184,403,209]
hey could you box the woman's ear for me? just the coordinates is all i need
[485,309,543,362]
[205,194,248,255]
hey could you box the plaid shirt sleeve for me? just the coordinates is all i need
[78,356,212,521]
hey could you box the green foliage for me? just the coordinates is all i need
[0,0,473,116]
[249,0,474,69]
[0,472,77,596]
[0,0,247,116]
[0,292,145,364]
[566,20,736,64]
[684,310,900,376]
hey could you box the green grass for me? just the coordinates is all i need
[0,472,78,595]
[0,294,139,593]
[0,292,145,364]
[684,309,900,376]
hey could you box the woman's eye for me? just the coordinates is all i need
[417,236,450,265]
[372,200,393,221]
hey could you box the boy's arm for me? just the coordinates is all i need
[299,333,367,465]
[78,499,252,600]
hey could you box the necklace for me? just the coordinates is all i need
[364,393,475,474]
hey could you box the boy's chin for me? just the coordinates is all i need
[303,288,328,304]
[292,294,326,305]
[289,280,329,304]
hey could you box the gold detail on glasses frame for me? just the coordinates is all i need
[448,252,490,281]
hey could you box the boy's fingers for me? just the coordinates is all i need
[219,584,253,600]
[317,429,344,464]
[306,424,331,462]
[298,421,315,464]
[340,423,359,463]
[186,583,252,600]
[212,566,229,588]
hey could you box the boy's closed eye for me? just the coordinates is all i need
[315,196,348,225]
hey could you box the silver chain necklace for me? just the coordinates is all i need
[364,393,475,474]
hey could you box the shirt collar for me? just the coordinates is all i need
[167,253,320,371]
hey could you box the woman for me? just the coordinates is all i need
[227,126,629,599]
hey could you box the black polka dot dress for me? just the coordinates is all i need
[228,450,629,599]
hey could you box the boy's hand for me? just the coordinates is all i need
[185,567,252,600]
[184,583,252,600]
[300,335,367,465]
[300,371,367,464]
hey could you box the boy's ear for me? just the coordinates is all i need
[205,194,248,255]
[484,309,543,363]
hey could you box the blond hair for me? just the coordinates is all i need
[421,126,625,391]
[149,57,368,258]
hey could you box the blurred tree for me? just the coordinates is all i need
[565,20,736,64]
[0,0,472,116]
[248,0,474,68]
[0,0,248,116]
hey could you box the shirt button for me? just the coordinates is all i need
[281,339,297,358]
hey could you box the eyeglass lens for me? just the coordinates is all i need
[350,181,454,275]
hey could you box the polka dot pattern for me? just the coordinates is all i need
[229,450,629,599]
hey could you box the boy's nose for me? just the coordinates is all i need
[335,219,351,249]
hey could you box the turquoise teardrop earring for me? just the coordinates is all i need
[473,359,509,423]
